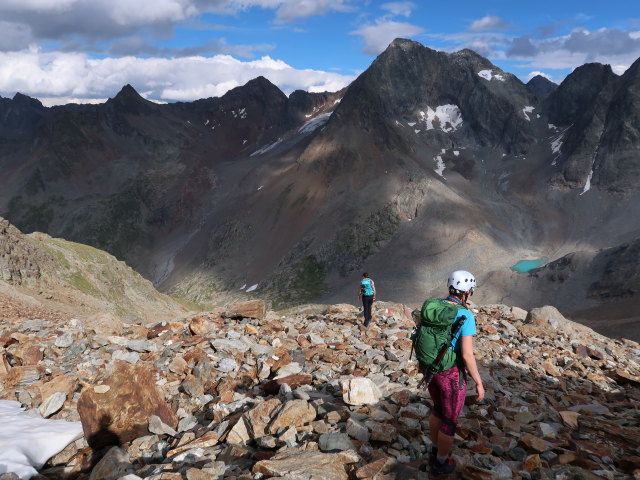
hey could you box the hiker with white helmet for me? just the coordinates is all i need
[412,270,485,475]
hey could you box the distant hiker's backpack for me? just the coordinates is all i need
[361,278,374,296]
[411,298,464,372]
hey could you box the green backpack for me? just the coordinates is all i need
[411,298,464,372]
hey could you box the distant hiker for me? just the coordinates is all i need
[357,272,376,327]
[412,270,484,475]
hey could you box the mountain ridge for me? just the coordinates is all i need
[1,39,639,330]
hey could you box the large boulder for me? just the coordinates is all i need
[77,361,178,448]
[267,399,316,434]
[525,306,571,331]
[341,377,382,405]
[252,449,352,480]
[227,300,266,319]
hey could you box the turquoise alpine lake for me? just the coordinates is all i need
[510,258,548,273]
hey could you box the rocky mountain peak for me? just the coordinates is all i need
[11,92,44,108]
[526,75,558,99]
[387,37,423,51]
[545,62,617,126]
[106,83,154,115]
[0,92,48,139]
[222,75,288,107]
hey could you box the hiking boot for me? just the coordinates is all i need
[431,456,456,475]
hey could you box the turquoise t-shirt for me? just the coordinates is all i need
[448,306,476,352]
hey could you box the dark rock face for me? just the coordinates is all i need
[589,237,640,299]
[0,93,48,140]
[594,58,640,191]
[545,64,616,126]
[526,75,557,99]
[544,61,640,192]
[333,39,538,153]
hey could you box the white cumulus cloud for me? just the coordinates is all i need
[351,20,424,55]
[526,71,553,81]
[469,15,510,32]
[0,49,355,105]
[380,2,415,17]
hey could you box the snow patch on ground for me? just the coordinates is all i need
[298,112,331,134]
[581,170,593,195]
[453,150,460,156]
[414,129,421,134]
[478,70,505,81]
[334,98,341,104]
[522,106,535,121]
[418,105,463,133]
[434,155,446,178]
[231,108,247,119]
[395,120,404,127]
[205,119,209,126]
[250,138,282,157]
[407,122,416,126]
[239,284,246,290]
[257,185,264,191]
[551,134,563,155]
[246,284,258,292]
[548,124,557,130]
[0,400,83,479]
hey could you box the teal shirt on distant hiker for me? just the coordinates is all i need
[361,278,375,296]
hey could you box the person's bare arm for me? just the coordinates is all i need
[461,335,485,402]
[372,280,376,300]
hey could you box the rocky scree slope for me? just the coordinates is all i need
[1,300,639,479]
[0,217,189,323]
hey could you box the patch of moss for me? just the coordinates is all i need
[68,272,99,296]
[272,254,326,310]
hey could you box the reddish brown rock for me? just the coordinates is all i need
[227,300,266,319]
[557,451,579,465]
[609,369,640,386]
[188,316,210,336]
[389,389,411,407]
[246,398,281,438]
[262,374,312,395]
[0,353,11,379]
[470,444,493,454]
[39,375,78,401]
[6,365,45,387]
[461,464,496,479]
[267,399,316,434]
[77,360,177,448]
[244,324,259,334]
[14,344,44,365]
[355,455,395,479]
[253,449,348,480]
[618,456,640,473]
[522,454,541,472]
[264,347,293,372]
[573,439,613,458]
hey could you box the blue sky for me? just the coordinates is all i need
[0,0,638,105]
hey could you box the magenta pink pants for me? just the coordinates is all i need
[427,365,466,436]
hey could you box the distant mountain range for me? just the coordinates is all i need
[1,38,639,333]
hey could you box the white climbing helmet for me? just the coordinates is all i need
[447,270,476,293]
